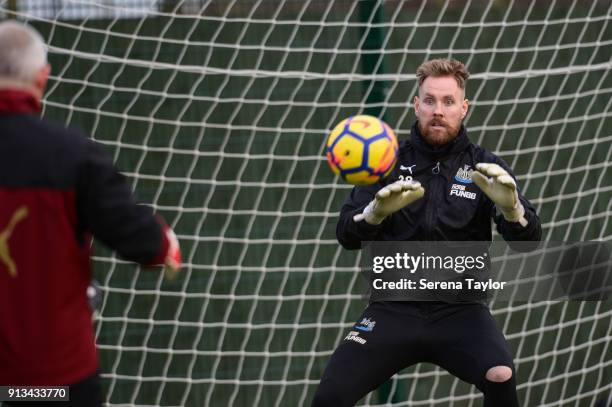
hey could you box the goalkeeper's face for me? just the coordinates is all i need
[414,75,469,147]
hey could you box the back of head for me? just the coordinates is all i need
[0,21,47,87]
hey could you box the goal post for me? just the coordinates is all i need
[3,0,611,405]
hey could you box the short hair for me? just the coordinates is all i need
[0,21,47,84]
[416,58,469,90]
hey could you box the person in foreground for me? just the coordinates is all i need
[0,21,181,406]
[312,58,541,406]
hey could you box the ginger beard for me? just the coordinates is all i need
[419,115,462,146]
[414,75,468,147]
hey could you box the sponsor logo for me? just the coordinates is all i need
[344,331,367,345]
[450,184,476,200]
[399,164,416,174]
[354,317,376,332]
[454,165,473,184]
[399,164,415,181]
[1,206,28,277]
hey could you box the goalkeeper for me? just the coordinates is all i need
[312,59,541,407]
[0,22,181,406]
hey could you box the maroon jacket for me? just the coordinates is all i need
[0,90,169,385]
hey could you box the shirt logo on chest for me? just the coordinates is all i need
[454,164,473,184]
[399,164,416,174]
[398,164,416,182]
[450,183,476,200]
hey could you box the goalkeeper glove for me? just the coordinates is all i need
[472,163,528,227]
[163,226,182,279]
[353,180,425,225]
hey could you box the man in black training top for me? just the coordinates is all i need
[312,58,541,407]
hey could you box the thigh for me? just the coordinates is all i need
[67,372,103,407]
[313,302,425,407]
[428,304,514,391]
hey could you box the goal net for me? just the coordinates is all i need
[2,0,610,405]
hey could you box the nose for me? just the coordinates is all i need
[433,101,444,116]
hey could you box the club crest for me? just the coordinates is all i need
[454,165,473,184]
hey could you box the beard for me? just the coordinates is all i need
[418,118,461,147]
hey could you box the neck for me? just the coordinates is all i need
[0,87,42,114]
[0,80,42,102]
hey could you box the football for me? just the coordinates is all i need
[326,115,399,185]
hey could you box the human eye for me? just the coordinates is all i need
[445,98,455,106]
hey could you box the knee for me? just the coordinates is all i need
[485,365,513,383]
[482,366,518,407]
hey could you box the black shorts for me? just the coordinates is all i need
[313,301,516,406]
[2,371,102,407]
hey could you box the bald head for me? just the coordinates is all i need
[0,21,49,98]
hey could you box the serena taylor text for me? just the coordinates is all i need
[372,278,507,291]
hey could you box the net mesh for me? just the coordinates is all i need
[1,0,610,405]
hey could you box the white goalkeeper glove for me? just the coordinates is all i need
[353,180,425,225]
[472,163,528,227]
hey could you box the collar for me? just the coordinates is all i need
[0,89,41,115]
[410,121,470,159]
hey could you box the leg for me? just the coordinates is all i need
[66,371,103,407]
[312,302,423,407]
[428,304,519,407]
[483,364,517,405]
